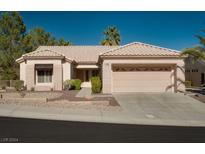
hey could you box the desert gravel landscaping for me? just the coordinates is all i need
[50,90,119,106]
[0,90,120,110]
[0,99,121,111]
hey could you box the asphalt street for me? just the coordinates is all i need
[0,116,205,142]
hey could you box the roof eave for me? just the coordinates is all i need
[100,55,183,59]
[100,42,181,57]
[76,61,98,64]
[23,56,65,60]
[16,57,24,63]
[17,55,74,63]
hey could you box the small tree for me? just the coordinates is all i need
[0,12,26,80]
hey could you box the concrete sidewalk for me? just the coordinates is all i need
[1,96,205,126]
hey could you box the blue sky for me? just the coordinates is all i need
[21,11,205,50]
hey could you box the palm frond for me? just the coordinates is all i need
[101,26,121,46]
[181,47,205,62]
[196,35,205,46]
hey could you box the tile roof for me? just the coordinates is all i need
[23,49,65,58]
[35,46,117,63]
[101,42,180,57]
[18,42,181,63]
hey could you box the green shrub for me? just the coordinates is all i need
[14,80,24,91]
[72,79,82,90]
[69,79,77,90]
[185,80,192,87]
[64,79,82,90]
[91,76,102,93]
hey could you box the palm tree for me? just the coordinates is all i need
[181,33,205,62]
[101,26,121,46]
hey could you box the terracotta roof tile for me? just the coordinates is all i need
[101,42,180,57]
[19,42,181,64]
[23,49,65,57]
[35,46,117,63]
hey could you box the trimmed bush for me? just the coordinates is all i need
[73,79,82,90]
[91,76,102,93]
[70,80,76,90]
[64,79,82,90]
[14,80,24,91]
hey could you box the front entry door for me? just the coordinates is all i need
[81,70,92,88]
[85,70,89,81]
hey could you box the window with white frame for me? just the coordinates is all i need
[37,69,52,83]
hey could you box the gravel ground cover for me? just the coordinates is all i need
[49,90,119,106]
[0,90,120,110]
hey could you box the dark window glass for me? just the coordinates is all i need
[37,70,52,83]
[92,70,99,76]
[201,73,204,84]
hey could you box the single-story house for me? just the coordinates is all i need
[16,42,185,93]
[185,56,205,86]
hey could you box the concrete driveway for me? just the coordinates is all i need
[113,93,205,126]
[1,92,205,126]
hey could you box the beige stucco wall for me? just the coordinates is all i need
[25,63,35,90]
[53,63,63,90]
[102,58,185,93]
[25,59,63,91]
[62,62,71,82]
[176,63,185,92]
[185,58,205,86]
[20,62,26,85]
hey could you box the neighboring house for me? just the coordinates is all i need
[185,56,205,86]
[16,42,185,93]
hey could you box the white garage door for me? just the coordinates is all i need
[112,64,172,92]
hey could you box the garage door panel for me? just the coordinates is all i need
[112,71,172,92]
[113,87,168,92]
[113,72,170,80]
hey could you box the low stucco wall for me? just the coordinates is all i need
[102,58,185,93]
[34,84,54,91]
[0,98,47,104]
